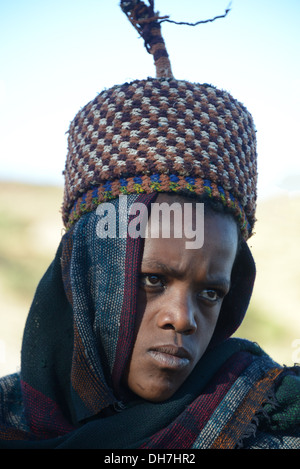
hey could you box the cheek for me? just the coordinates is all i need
[193,304,223,353]
[203,304,222,330]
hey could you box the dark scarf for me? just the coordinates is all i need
[0,195,299,448]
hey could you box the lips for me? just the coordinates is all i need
[147,345,192,369]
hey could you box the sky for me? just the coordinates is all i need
[1,0,300,200]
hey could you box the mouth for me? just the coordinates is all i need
[147,345,192,370]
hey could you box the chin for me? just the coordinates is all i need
[133,379,181,403]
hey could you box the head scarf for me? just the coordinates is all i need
[2,194,254,435]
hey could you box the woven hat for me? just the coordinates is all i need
[62,1,257,239]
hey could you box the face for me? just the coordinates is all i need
[125,195,239,402]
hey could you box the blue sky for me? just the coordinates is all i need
[1,0,300,199]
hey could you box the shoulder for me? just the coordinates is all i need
[243,365,300,449]
[266,366,300,431]
[220,339,300,448]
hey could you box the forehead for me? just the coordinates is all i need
[142,194,238,280]
[146,193,238,246]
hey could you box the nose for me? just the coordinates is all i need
[157,288,197,335]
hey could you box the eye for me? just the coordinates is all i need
[198,289,223,303]
[140,274,165,288]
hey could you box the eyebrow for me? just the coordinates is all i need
[141,259,231,290]
[141,259,184,278]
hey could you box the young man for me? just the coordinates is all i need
[0,76,299,448]
[0,1,299,448]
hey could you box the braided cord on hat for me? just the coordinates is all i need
[120,0,173,78]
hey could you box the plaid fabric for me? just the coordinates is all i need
[139,352,283,449]
[1,343,299,449]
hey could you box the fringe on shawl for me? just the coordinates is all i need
[236,366,298,449]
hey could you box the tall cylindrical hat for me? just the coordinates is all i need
[62,1,257,240]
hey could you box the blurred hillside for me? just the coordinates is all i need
[0,181,63,375]
[235,192,300,364]
[0,181,300,376]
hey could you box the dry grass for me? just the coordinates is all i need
[0,181,299,375]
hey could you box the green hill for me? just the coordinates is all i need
[0,181,299,375]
